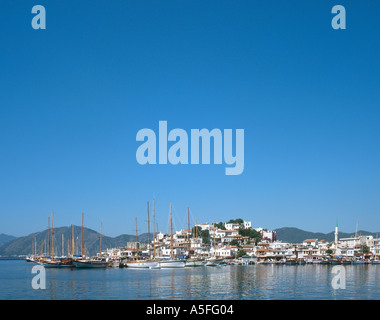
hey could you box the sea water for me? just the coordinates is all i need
[1,259,379,300]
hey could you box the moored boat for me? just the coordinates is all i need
[330,258,342,265]
[125,259,160,269]
[185,258,205,267]
[72,258,109,268]
[159,259,186,268]
[297,259,306,265]
[285,258,297,265]
[39,257,74,268]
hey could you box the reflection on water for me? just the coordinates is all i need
[0,260,379,299]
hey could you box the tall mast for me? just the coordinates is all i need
[48,216,50,257]
[135,217,138,250]
[81,212,84,257]
[188,207,191,256]
[51,212,54,258]
[153,199,156,258]
[147,202,151,257]
[196,220,198,255]
[170,202,173,260]
[61,233,64,257]
[100,222,103,255]
[213,219,215,257]
[71,224,74,257]
[355,221,359,238]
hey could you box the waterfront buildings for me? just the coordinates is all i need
[95,220,378,263]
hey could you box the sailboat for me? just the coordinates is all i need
[205,220,223,266]
[72,213,109,268]
[126,202,160,269]
[38,212,74,268]
[158,202,186,268]
[185,208,205,267]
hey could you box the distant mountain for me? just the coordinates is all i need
[0,225,152,257]
[274,227,378,244]
[1,226,378,257]
[0,234,17,247]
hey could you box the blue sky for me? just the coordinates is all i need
[0,1,379,237]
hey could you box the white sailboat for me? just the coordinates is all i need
[185,208,205,267]
[205,220,222,266]
[126,202,161,269]
[158,202,185,268]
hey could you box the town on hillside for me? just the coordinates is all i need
[99,218,380,265]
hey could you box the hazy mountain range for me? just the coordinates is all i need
[0,226,152,257]
[274,227,378,244]
[0,226,378,257]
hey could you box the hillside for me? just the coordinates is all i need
[0,234,17,247]
[0,226,152,257]
[274,227,378,244]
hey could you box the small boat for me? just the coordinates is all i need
[342,259,352,265]
[109,259,121,268]
[371,260,380,265]
[352,260,366,265]
[285,258,297,265]
[25,256,39,263]
[297,259,306,265]
[330,258,342,265]
[205,257,223,266]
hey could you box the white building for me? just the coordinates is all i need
[244,221,252,229]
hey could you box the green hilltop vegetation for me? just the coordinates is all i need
[192,218,262,245]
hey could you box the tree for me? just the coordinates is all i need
[215,222,226,230]
[191,226,210,244]
[360,245,370,254]
[326,249,333,255]
[201,229,210,245]
[236,249,246,258]
[238,228,262,244]
[230,239,241,248]
[227,218,243,225]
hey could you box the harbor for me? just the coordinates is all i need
[23,201,380,270]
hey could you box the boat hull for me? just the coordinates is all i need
[158,260,186,268]
[40,262,73,268]
[126,261,160,269]
[185,260,204,267]
[73,260,109,268]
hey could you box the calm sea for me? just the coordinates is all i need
[0,259,379,300]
